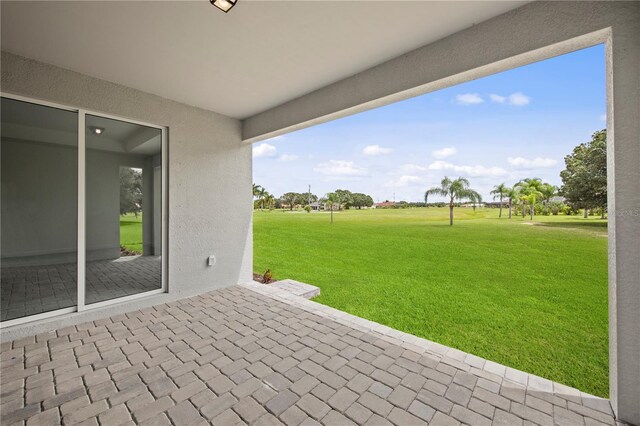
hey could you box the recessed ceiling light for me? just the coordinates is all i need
[89,126,105,135]
[210,0,237,13]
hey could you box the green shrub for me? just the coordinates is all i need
[548,201,565,215]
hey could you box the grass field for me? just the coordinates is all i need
[120,213,143,253]
[253,207,609,397]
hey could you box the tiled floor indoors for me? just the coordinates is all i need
[0,281,622,426]
[1,256,161,321]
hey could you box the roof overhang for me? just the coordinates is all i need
[0,1,527,120]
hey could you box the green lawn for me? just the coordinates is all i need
[254,207,608,397]
[120,213,143,253]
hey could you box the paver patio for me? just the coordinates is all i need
[0,282,620,425]
[1,256,161,321]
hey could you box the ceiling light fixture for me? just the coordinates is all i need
[210,0,237,13]
[89,126,105,135]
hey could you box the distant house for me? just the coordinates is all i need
[549,196,566,203]
[309,202,322,211]
[374,201,396,208]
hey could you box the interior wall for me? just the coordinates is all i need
[1,51,253,320]
[1,138,77,265]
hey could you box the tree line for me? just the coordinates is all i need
[252,186,374,212]
[424,129,606,226]
[489,129,607,221]
[253,129,607,226]
[489,178,558,220]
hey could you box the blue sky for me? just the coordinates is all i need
[253,44,605,203]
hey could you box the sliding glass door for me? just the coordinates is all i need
[85,114,163,305]
[0,95,166,325]
[1,98,79,321]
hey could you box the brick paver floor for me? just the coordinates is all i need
[0,285,621,425]
[1,256,161,321]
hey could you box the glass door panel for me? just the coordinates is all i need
[85,114,162,305]
[1,97,78,321]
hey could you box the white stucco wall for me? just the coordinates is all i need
[1,51,253,337]
[242,2,640,423]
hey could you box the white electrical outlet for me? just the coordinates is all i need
[207,255,216,266]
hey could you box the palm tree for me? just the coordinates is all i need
[325,192,339,224]
[252,184,270,210]
[258,187,268,210]
[505,186,519,219]
[519,194,528,218]
[425,177,482,226]
[490,183,509,218]
[517,178,544,220]
[264,194,275,210]
[540,183,557,205]
[252,184,263,209]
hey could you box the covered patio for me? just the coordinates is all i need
[1,1,638,424]
[1,284,617,425]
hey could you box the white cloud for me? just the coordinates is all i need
[507,156,558,169]
[488,92,530,106]
[386,175,424,187]
[428,161,507,177]
[313,160,367,176]
[363,144,393,156]
[508,92,530,106]
[431,147,457,159]
[428,160,454,171]
[599,114,607,122]
[278,154,298,162]
[253,143,277,158]
[455,93,484,105]
[455,165,508,177]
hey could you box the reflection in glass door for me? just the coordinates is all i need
[85,115,162,305]
[1,98,78,321]
[1,95,165,325]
